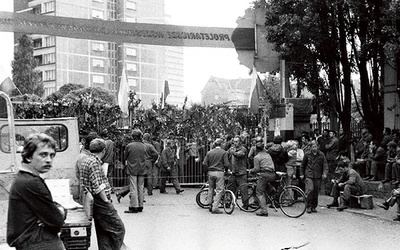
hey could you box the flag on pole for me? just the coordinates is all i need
[0,66,16,95]
[118,67,129,115]
[248,66,263,113]
[162,80,170,108]
[164,80,170,102]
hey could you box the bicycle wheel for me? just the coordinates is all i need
[279,186,306,218]
[196,188,211,209]
[222,190,236,214]
[235,183,260,212]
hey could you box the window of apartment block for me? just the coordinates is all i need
[42,1,55,13]
[127,77,137,87]
[92,42,105,52]
[92,10,104,19]
[43,70,56,81]
[126,48,137,57]
[43,53,55,64]
[44,36,55,47]
[93,75,105,84]
[126,63,137,72]
[93,58,105,68]
[126,1,137,10]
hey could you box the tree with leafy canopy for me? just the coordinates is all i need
[261,0,391,143]
[45,83,85,102]
[11,34,43,97]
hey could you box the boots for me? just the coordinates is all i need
[124,207,138,213]
[337,197,349,211]
[327,199,339,208]
[376,201,389,210]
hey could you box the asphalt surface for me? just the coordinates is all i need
[1,187,398,250]
[88,187,398,250]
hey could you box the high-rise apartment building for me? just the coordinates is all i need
[14,0,184,107]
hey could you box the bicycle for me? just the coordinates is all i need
[235,171,307,218]
[195,174,236,214]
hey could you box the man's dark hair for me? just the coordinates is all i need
[22,133,56,164]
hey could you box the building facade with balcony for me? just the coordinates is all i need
[14,0,184,107]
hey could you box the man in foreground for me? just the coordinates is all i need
[7,133,67,250]
[300,141,328,213]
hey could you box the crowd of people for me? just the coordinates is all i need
[6,125,400,250]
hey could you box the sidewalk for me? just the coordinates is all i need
[318,194,398,223]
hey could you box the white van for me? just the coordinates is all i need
[0,117,80,196]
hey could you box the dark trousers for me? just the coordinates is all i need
[160,171,181,192]
[331,183,361,203]
[93,197,125,250]
[304,178,321,209]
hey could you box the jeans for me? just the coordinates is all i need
[304,178,321,209]
[256,171,276,212]
[93,197,125,250]
[129,175,145,208]
[227,174,248,205]
[207,171,225,211]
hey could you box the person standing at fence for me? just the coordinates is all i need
[186,137,201,182]
[124,129,148,213]
[7,133,67,250]
[151,135,162,189]
[202,138,230,214]
[300,141,328,214]
[79,138,126,249]
[227,136,249,208]
[324,130,340,195]
[143,133,159,196]
[100,129,116,193]
[160,139,184,194]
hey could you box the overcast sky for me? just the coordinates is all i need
[0,0,253,102]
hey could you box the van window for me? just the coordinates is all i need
[0,124,68,153]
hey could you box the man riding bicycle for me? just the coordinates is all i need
[249,136,276,217]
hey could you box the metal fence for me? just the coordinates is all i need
[111,121,365,187]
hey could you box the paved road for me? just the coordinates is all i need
[88,187,398,250]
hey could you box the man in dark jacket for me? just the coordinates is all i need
[327,161,364,211]
[227,136,248,206]
[124,129,148,213]
[160,139,184,194]
[268,135,289,173]
[300,141,328,213]
[365,140,386,181]
[143,133,159,195]
[7,133,67,250]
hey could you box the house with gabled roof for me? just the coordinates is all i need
[200,76,252,106]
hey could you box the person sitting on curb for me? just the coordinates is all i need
[376,187,400,222]
[327,160,365,211]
